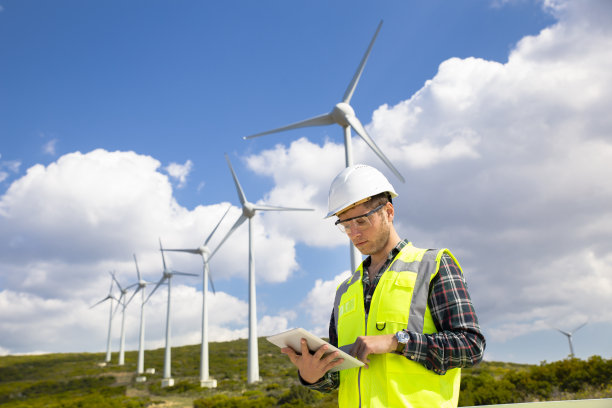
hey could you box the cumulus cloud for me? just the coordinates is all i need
[248,0,612,345]
[0,149,304,354]
[302,271,352,337]
[164,159,193,188]
[245,138,347,248]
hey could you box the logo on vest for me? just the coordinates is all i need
[338,296,356,318]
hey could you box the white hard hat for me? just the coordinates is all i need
[326,164,398,218]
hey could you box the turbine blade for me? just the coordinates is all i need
[208,272,216,295]
[200,257,217,295]
[345,114,405,183]
[342,20,383,103]
[555,327,571,337]
[244,113,335,139]
[110,271,124,292]
[163,248,201,254]
[133,254,141,281]
[125,286,141,307]
[172,271,199,277]
[572,321,588,333]
[144,277,166,304]
[90,295,112,309]
[204,205,232,246]
[112,293,125,318]
[225,154,248,206]
[253,204,314,212]
[209,214,247,260]
[159,238,168,271]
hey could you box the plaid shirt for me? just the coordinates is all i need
[302,239,486,392]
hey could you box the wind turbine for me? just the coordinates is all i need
[161,205,232,388]
[124,254,154,380]
[90,275,117,365]
[555,321,587,357]
[211,154,314,384]
[110,270,136,366]
[244,20,404,273]
[145,239,198,387]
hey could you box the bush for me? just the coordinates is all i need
[193,393,275,408]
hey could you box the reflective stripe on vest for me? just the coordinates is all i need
[333,243,461,408]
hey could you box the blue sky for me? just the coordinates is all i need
[1,0,611,369]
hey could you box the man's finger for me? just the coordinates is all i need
[325,354,345,370]
[281,347,299,365]
[300,338,311,356]
[313,344,329,360]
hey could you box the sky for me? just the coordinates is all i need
[1,0,611,367]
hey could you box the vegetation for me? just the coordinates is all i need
[1,338,610,407]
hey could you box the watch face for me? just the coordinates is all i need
[395,331,409,353]
[396,330,410,343]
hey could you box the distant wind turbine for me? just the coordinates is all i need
[146,239,198,387]
[161,205,232,388]
[110,270,137,366]
[124,254,154,379]
[244,20,403,273]
[555,321,587,357]
[211,154,314,384]
[90,275,117,364]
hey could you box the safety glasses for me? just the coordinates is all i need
[335,203,385,234]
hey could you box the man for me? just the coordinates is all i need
[282,164,485,407]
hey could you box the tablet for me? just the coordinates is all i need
[266,327,364,372]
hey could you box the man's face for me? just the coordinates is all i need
[336,201,391,257]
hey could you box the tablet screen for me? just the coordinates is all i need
[267,328,364,372]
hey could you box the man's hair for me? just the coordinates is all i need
[365,192,392,210]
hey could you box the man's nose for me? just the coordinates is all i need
[347,225,362,238]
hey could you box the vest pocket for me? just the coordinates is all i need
[371,273,417,335]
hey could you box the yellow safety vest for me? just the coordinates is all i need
[333,243,462,408]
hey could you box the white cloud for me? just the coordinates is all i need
[247,0,612,345]
[245,138,351,248]
[43,139,58,156]
[302,271,351,337]
[164,159,193,188]
[0,149,307,354]
[0,159,21,183]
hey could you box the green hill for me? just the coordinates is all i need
[1,338,611,407]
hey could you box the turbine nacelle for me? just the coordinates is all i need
[243,202,256,219]
[331,102,356,127]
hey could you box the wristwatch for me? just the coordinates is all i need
[395,331,409,354]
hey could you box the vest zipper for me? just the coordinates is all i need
[358,312,367,408]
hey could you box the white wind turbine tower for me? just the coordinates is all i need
[555,321,588,357]
[123,254,155,381]
[110,270,136,366]
[210,154,314,384]
[90,275,117,365]
[145,239,198,387]
[244,20,404,273]
[162,205,232,388]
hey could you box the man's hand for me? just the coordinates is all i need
[281,338,344,384]
[349,333,398,368]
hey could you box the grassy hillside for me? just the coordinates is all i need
[1,338,611,407]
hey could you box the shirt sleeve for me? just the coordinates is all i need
[298,310,340,393]
[398,253,486,374]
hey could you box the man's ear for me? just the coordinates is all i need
[386,202,394,221]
